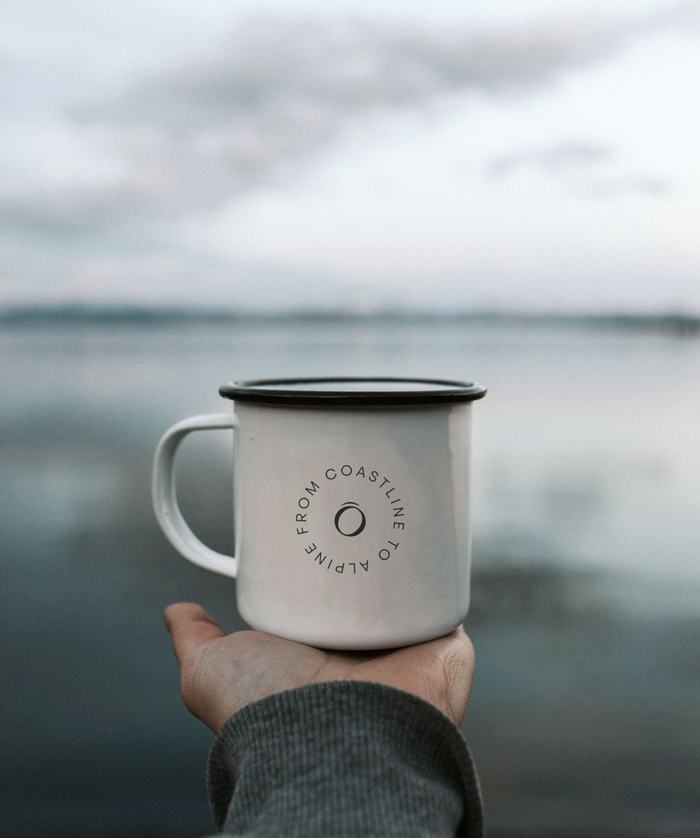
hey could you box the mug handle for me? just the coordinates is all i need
[152,413,238,578]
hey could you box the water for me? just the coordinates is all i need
[1,320,698,837]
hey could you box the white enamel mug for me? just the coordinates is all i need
[152,377,486,650]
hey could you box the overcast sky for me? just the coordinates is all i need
[1,0,698,311]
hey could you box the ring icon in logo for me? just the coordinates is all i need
[334,501,367,537]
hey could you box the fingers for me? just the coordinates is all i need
[422,626,476,690]
[442,626,475,680]
[422,625,475,665]
[163,602,225,664]
[435,627,475,725]
[451,625,475,667]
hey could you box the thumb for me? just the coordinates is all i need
[163,602,225,664]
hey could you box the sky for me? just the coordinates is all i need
[1,0,699,312]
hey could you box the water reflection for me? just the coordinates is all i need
[1,321,698,837]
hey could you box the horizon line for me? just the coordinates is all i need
[1,302,699,335]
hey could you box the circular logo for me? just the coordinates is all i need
[333,501,367,537]
[293,463,407,576]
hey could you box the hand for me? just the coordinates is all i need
[163,602,475,733]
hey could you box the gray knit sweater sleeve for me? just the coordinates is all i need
[207,681,484,837]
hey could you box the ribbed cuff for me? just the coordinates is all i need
[208,681,484,837]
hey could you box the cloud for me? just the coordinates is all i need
[588,174,673,197]
[485,140,673,197]
[487,140,615,178]
[1,9,689,239]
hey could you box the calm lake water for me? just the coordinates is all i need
[1,320,698,837]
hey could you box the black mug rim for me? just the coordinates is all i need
[219,376,487,406]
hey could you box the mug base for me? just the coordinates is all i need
[240,610,466,651]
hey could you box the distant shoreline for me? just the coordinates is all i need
[1,304,699,336]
